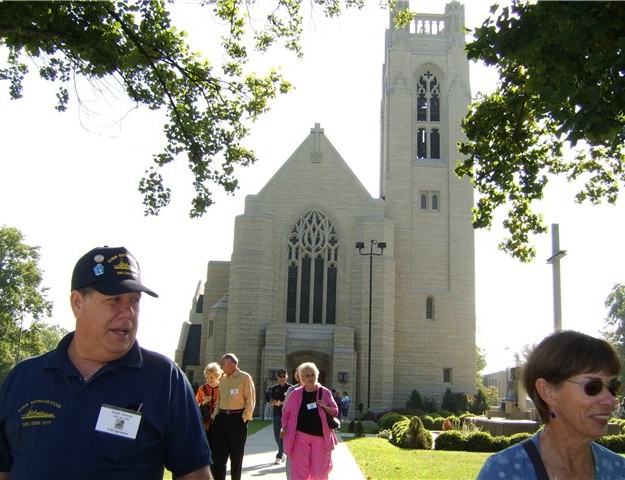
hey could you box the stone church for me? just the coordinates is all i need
[175,0,476,414]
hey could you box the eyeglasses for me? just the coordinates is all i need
[565,378,623,397]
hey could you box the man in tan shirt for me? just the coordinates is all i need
[210,353,256,480]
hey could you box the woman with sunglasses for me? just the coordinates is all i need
[478,330,625,479]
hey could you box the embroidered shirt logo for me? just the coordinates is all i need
[19,399,61,427]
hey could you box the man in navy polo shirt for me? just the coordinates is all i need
[0,246,212,480]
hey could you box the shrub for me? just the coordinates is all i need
[406,389,424,410]
[596,435,625,454]
[420,415,436,430]
[434,430,533,452]
[353,421,366,438]
[431,417,445,430]
[377,428,392,439]
[378,412,408,431]
[422,396,438,413]
[348,420,355,433]
[362,420,379,434]
[469,388,489,415]
[435,430,465,451]
[441,388,469,414]
[390,416,433,450]
[458,413,476,427]
[465,431,499,453]
[445,415,461,430]
[507,432,533,446]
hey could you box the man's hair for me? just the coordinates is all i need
[221,353,239,364]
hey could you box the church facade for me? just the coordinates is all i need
[176,1,476,414]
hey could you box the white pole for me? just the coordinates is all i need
[547,224,566,332]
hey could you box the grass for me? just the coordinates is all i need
[345,437,490,479]
[162,420,270,480]
[162,421,490,479]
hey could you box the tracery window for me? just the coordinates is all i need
[286,210,338,324]
[416,71,441,160]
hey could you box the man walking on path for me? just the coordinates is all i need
[211,353,256,480]
[268,369,291,464]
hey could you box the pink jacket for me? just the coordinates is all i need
[281,384,339,455]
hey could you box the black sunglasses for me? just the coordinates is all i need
[565,378,623,397]
[278,374,286,378]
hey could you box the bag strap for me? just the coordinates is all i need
[521,439,549,480]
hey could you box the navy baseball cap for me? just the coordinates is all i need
[71,246,158,297]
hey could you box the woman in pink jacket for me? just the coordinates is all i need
[280,362,339,480]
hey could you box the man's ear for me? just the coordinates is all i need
[70,290,83,315]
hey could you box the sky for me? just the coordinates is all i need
[1,1,624,375]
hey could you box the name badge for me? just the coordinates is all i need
[95,404,142,439]
[230,388,239,395]
[306,402,318,410]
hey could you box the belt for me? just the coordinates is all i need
[221,409,244,415]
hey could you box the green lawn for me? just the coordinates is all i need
[345,437,490,479]
[163,423,490,479]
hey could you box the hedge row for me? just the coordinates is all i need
[376,412,625,453]
[434,430,625,454]
[435,430,532,452]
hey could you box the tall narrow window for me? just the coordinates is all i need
[431,194,439,211]
[431,128,440,159]
[416,71,441,160]
[420,193,428,210]
[426,296,435,320]
[417,128,427,159]
[443,368,452,383]
[286,210,339,324]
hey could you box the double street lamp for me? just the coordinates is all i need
[355,239,386,411]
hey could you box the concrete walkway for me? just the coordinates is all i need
[234,423,366,479]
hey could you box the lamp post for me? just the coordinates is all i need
[355,239,386,411]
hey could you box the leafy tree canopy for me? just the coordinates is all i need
[0,226,67,380]
[457,1,625,261]
[602,283,625,367]
[0,0,409,218]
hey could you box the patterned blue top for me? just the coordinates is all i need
[477,433,625,479]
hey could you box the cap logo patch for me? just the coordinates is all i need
[108,254,139,279]
[93,264,105,277]
[94,254,105,263]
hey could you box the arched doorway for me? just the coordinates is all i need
[286,350,333,387]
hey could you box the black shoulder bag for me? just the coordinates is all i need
[521,439,549,480]
[317,387,340,430]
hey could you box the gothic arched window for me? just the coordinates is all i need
[416,71,441,160]
[286,210,338,324]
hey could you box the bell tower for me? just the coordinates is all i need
[381,1,476,400]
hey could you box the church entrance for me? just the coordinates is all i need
[286,351,332,387]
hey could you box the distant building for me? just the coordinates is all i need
[483,370,508,400]
[176,1,476,413]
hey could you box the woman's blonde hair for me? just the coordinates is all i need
[204,361,223,379]
[297,362,319,380]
